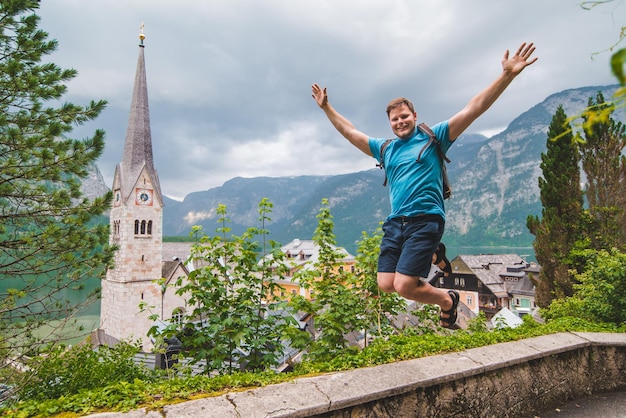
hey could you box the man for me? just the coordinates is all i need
[311,42,537,328]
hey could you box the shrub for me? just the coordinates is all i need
[15,340,155,403]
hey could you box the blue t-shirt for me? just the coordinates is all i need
[369,121,452,221]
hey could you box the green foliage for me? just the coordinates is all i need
[545,248,626,325]
[466,311,489,333]
[3,315,622,417]
[289,199,370,361]
[294,315,616,375]
[7,339,153,407]
[2,370,297,417]
[352,227,404,338]
[579,92,626,248]
[526,105,583,307]
[0,0,114,385]
[149,199,303,374]
[573,2,626,140]
[610,48,626,85]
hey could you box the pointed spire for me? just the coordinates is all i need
[139,22,145,47]
[120,23,161,199]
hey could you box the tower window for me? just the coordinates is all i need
[134,219,153,236]
[113,220,121,237]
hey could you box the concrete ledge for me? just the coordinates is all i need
[88,332,626,418]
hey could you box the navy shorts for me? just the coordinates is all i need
[378,215,444,278]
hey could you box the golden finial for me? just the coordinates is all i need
[139,22,145,46]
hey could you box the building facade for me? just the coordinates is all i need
[97,34,189,350]
[431,253,538,323]
[267,238,356,301]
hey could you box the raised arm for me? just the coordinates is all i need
[448,42,537,141]
[311,83,372,156]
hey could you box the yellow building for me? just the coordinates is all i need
[266,238,356,301]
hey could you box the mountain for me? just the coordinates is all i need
[81,164,111,201]
[443,84,621,247]
[86,85,622,255]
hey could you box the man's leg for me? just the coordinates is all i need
[377,272,396,293]
[391,272,453,311]
[376,216,457,325]
[378,272,456,324]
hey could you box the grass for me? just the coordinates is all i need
[2,316,624,417]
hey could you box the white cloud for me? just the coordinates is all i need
[37,0,623,199]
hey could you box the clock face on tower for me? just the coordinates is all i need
[135,188,153,206]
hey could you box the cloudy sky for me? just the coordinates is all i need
[38,0,622,200]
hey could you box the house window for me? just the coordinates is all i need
[134,220,140,234]
[140,220,146,234]
[466,295,473,306]
[147,220,152,235]
[171,308,184,324]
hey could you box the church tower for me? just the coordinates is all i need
[99,29,165,349]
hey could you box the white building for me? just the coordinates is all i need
[95,34,191,351]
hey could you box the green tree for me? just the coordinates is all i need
[289,199,367,361]
[545,248,626,326]
[579,91,626,248]
[527,105,584,307]
[152,199,300,374]
[352,227,403,338]
[0,0,113,383]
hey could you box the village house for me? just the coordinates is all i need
[430,253,539,325]
[265,238,356,301]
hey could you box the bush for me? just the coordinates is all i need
[15,340,155,403]
[545,248,626,325]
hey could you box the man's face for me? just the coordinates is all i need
[388,103,417,139]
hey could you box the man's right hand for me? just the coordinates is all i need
[310,83,372,156]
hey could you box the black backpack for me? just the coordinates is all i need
[377,122,452,199]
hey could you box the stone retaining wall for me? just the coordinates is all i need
[89,332,626,418]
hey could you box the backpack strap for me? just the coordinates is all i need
[376,139,393,186]
[417,123,452,199]
[416,123,451,164]
[376,123,452,199]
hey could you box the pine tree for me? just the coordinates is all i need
[527,105,583,307]
[579,91,626,248]
[0,1,113,378]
